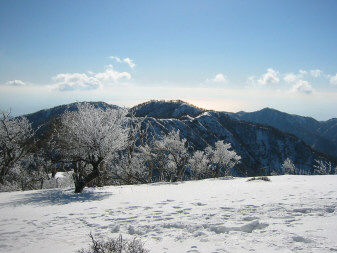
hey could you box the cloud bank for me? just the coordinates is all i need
[52,65,131,91]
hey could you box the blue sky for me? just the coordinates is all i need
[1,0,337,120]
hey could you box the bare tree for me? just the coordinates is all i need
[55,103,129,193]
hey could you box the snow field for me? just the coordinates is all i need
[0,175,337,252]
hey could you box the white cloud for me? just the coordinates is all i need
[290,80,314,94]
[258,68,279,85]
[110,55,136,69]
[109,56,121,63]
[207,73,228,84]
[310,69,322,78]
[329,74,337,85]
[5,80,27,86]
[95,65,131,83]
[284,69,310,84]
[52,65,132,91]
[299,69,308,76]
[123,58,135,68]
[52,73,101,91]
[283,73,298,83]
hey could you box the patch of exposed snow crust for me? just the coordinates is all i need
[0,175,337,252]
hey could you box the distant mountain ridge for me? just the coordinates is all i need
[226,108,337,158]
[22,100,337,176]
[131,100,205,119]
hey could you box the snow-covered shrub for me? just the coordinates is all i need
[270,170,280,176]
[188,150,210,179]
[313,159,330,175]
[77,234,148,253]
[106,117,152,185]
[0,155,46,192]
[282,158,296,175]
[153,130,190,181]
[206,141,241,177]
[107,151,149,185]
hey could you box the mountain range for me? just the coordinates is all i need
[24,100,337,176]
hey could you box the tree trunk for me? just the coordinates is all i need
[0,166,9,184]
[215,164,221,178]
[74,164,100,193]
[176,164,186,181]
[148,160,153,183]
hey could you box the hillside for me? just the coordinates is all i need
[22,100,336,176]
[0,175,336,252]
[227,108,337,158]
[131,101,335,175]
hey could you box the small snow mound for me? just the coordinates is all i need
[128,225,145,235]
[209,225,231,234]
[293,208,312,213]
[162,222,186,230]
[209,220,269,234]
[325,206,335,213]
[236,220,269,233]
[292,236,314,243]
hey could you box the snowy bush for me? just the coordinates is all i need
[108,152,149,185]
[153,130,190,182]
[77,234,148,253]
[0,154,46,192]
[106,118,152,185]
[313,159,330,175]
[281,158,296,175]
[188,150,210,179]
[206,141,241,177]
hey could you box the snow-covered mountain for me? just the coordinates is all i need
[131,101,335,175]
[24,100,336,176]
[226,108,337,158]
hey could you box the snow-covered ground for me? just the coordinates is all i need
[0,175,337,253]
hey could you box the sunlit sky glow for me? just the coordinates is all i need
[1,0,337,120]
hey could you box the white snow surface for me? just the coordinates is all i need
[1,175,337,253]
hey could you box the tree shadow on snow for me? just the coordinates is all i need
[1,188,112,207]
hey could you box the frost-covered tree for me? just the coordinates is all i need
[0,111,35,184]
[108,151,149,185]
[106,118,156,185]
[313,159,329,175]
[154,130,189,181]
[206,141,240,177]
[55,103,129,193]
[282,157,296,175]
[137,143,156,182]
[188,150,210,180]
